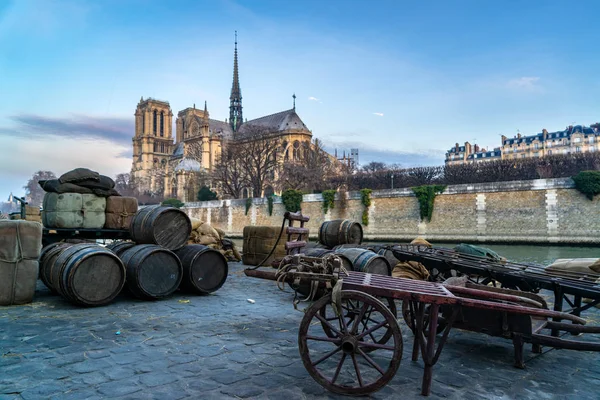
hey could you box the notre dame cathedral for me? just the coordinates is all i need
[131,33,315,202]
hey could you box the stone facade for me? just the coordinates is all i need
[446,124,600,165]
[130,35,327,202]
[183,177,600,244]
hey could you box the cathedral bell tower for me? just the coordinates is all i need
[229,31,243,132]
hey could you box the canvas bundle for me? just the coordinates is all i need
[42,193,106,229]
[0,221,42,305]
[104,197,138,229]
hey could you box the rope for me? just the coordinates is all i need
[273,253,348,312]
[245,216,287,270]
[0,222,25,305]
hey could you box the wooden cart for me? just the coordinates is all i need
[245,258,600,397]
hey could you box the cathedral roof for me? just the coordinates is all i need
[175,158,202,172]
[238,109,309,134]
[208,119,233,138]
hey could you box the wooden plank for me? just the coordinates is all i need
[286,227,309,235]
[284,211,310,222]
[285,241,307,250]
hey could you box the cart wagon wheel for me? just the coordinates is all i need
[318,296,398,348]
[299,290,403,396]
[401,300,447,335]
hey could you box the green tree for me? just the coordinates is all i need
[197,186,218,201]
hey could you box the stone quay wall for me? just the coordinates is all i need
[182,178,600,244]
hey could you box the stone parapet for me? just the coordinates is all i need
[182,178,599,244]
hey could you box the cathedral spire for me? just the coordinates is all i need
[202,101,209,128]
[229,31,243,132]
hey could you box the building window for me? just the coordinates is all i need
[576,146,582,153]
[574,137,581,143]
[547,142,552,148]
[534,143,540,150]
[160,143,165,153]
[548,150,552,155]
[521,154,526,158]
[160,112,164,137]
[590,146,595,152]
[153,110,157,134]
[513,148,517,153]
[153,142,158,152]
[142,113,145,133]
[589,136,595,144]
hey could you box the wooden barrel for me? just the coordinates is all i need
[304,242,331,250]
[302,248,334,258]
[129,205,192,250]
[39,242,73,294]
[119,244,183,300]
[318,220,363,248]
[45,243,126,306]
[334,248,391,276]
[376,248,399,269]
[174,245,228,295]
[106,241,136,257]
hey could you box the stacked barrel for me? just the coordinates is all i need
[38,205,228,307]
[304,219,392,276]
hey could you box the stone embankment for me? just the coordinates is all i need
[183,178,600,245]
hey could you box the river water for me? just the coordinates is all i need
[231,239,600,266]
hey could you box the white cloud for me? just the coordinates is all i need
[0,135,131,201]
[373,112,384,117]
[507,77,541,90]
[308,96,322,103]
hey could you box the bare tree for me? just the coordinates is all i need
[212,143,247,199]
[235,125,282,197]
[277,138,334,192]
[24,170,56,207]
[362,161,387,173]
[114,173,137,197]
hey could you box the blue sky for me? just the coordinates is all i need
[1,0,599,201]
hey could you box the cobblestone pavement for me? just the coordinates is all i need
[1,262,600,400]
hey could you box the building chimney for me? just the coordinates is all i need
[501,135,507,143]
[474,144,480,153]
[517,133,521,139]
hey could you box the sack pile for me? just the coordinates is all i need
[38,168,138,230]
[39,168,120,197]
[188,217,241,262]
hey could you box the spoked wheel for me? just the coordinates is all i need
[298,290,403,396]
[319,296,398,350]
[401,300,447,335]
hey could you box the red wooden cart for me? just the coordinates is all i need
[245,255,600,397]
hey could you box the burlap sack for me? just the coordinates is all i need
[189,217,203,231]
[199,234,219,246]
[410,237,432,248]
[58,168,99,184]
[546,259,600,274]
[392,261,430,281]
[0,221,42,305]
[25,206,40,216]
[105,196,138,229]
[197,223,220,239]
